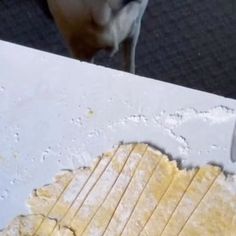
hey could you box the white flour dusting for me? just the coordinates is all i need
[164,106,235,128]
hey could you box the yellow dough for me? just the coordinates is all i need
[179,173,236,236]
[140,169,197,236]
[27,169,74,215]
[103,145,162,235]
[121,156,178,235]
[160,165,221,236]
[0,215,56,236]
[0,143,236,236]
[82,143,148,235]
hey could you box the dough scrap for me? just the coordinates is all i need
[0,143,236,236]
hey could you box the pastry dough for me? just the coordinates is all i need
[160,165,221,236]
[0,143,235,236]
[140,169,197,236]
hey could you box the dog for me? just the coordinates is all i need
[36,0,148,73]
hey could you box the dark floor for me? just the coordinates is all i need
[0,0,235,98]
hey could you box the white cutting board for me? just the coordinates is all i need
[0,40,236,228]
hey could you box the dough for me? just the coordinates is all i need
[140,169,197,236]
[0,215,56,236]
[159,165,221,236]
[0,143,235,236]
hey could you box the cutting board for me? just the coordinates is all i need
[0,40,235,228]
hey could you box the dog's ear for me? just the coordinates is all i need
[35,0,53,20]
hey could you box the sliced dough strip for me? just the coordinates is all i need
[34,145,118,235]
[178,173,236,236]
[81,144,148,235]
[47,145,120,235]
[0,215,56,236]
[103,146,163,235]
[140,168,197,236]
[33,163,100,235]
[28,170,74,215]
[119,159,162,235]
[121,156,178,235]
[160,165,221,236]
[176,172,220,235]
[67,144,135,235]
[31,171,75,235]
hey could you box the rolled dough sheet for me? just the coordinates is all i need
[0,143,236,236]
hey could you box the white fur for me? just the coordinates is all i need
[47,0,148,73]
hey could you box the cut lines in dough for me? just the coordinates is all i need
[1,143,235,236]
